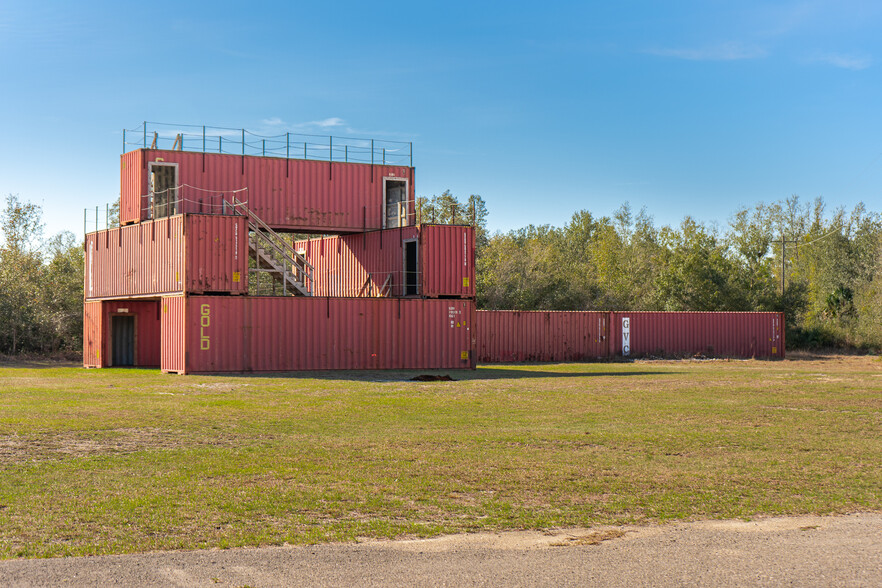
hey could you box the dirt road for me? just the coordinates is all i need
[1,513,880,587]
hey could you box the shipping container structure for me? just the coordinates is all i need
[294,224,475,299]
[84,296,475,373]
[120,149,415,233]
[477,310,785,362]
[85,214,248,299]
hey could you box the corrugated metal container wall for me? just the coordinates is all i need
[83,301,104,367]
[296,228,419,297]
[120,149,415,232]
[176,297,475,374]
[420,225,475,298]
[185,215,247,294]
[120,150,146,225]
[85,215,247,299]
[476,310,610,363]
[608,312,785,359]
[295,225,475,298]
[161,296,186,373]
[102,299,162,367]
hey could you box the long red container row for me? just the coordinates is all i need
[120,149,414,232]
[163,296,475,373]
[85,214,247,299]
[83,299,161,367]
[294,225,475,298]
[477,310,785,361]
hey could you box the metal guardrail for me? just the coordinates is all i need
[122,121,413,167]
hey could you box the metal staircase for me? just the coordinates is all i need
[229,197,314,296]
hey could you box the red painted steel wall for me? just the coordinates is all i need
[476,311,610,362]
[85,215,247,299]
[608,311,785,359]
[171,297,475,373]
[420,225,475,298]
[295,225,475,298]
[120,149,415,232]
[81,300,162,367]
[161,296,186,373]
[83,301,103,367]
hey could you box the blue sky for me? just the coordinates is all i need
[1,0,881,239]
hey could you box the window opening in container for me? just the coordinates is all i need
[384,178,408,228]
[149,163,178,219]
[404,239,419,296]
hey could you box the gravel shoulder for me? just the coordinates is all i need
[2,513,880,587]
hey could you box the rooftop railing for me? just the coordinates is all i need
[122,121,413,167]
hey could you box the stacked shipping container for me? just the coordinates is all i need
[120,149,415,232]
[294,225,475,298]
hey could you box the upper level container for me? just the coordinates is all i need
[294,224,475,299]
[120,149,415,232]
[85,214,248,300]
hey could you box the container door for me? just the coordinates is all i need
[111,315,135,366]
[384,179,407,228]
[404,240,419,296]
[149,162,178,219]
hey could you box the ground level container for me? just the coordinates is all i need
[476,310,610,362]
[477,310,785,361]
[85,297,476,373]
[83,299,161,367]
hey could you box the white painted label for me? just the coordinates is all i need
[622,317,630,356]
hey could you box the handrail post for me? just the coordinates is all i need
[122,129,126,154]
[202,125,206,153]
[143,121,146,148]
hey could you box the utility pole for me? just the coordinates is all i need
[780,233,799,297]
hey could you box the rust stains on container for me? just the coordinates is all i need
[476,310,610,363]
[120,149,415,232]
[295,225,475,298]
[608,311,785,359]
[85,214,247,299]
[164,297,476,374]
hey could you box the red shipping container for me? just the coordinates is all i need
[161,296,476,374]
[608,311,785,359]
[120,149,415,232]
[85,214,247,299]
[476,310,610,362]
[81,299,162,367]
[295,225,475,298]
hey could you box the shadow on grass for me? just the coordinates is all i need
[209,366,679,382]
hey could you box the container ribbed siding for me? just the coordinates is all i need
[295,225,475,298]
[476,311,610,362]
[81,299,162,367]
[608,311,785,359]
[476,310,785,362]
[160,296,186,373]
[83,301,103,367]
[167,297,476,374]
[120,149,415,232]
[85,215,247,299]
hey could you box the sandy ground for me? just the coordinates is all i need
[1,513,880,587]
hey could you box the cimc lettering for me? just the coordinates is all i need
[200,304,210,350]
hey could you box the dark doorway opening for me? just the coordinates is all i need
[404,240,419,296]
[111,315,135,366]
[150,164,178,219]
[385,179,407,228]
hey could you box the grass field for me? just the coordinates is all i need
[1,355,880,558]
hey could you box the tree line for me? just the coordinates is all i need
[1,191,879,356]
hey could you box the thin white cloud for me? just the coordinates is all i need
[261,117,286,127]
[647,42,767,61]
[309,117,345,128]
[811,52,872,70]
